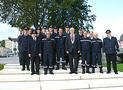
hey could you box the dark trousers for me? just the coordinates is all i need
[65,53,69,65]
[18,50,22,65]
[89,52,92,67]
[31,56,40,73]
[43,52,53,72]
[81,52,90,68]
[68,50,78,72]
[21,51,29,69]
[106,54,118,72]
[56,48,65,66]
[92,52,102,68]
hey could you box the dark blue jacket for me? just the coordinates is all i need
[103,36,120,54]
[20,35,29,52]
[28,36,41,56]
[55,35,66,49]
[42,38,55,53]
[77,33,83,40]
[18,34,23,50]
[63,31,70,37]
[80,37,91,52]
[92,38,102,53]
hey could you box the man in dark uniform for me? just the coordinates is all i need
[42,31,55,75]
[28,30,42,75]
[91,33,103,73]
[103,30,120,74]
[80,31,91,74]
[49,25,56,69]
[63,26,70,66]
[20,27,30,71]
[77,28,83,62]
[77,28,83,39]
[55,28,67,70]
[54,26,58,36]
[18,30,24,65]
[66,28,80,74]
[41,26,46,38]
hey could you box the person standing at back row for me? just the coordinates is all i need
[103,30,120,74]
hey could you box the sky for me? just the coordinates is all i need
[0,0,123,40]
[88,0,123,39]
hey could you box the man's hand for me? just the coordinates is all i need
[39,53,42,56]
[28,54,31,57]
[66,51,69,54]
[78,50,80,54]
[116,51,120,54]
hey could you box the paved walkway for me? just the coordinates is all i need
[0,57,123,90]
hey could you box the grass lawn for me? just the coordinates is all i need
[103,63,123,72]
[0,64,4,70]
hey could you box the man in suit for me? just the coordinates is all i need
[28,30,42,75]
[66,28,80,74]
[103,30,120,74]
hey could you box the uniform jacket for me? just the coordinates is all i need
[91,38,102,53]
[103,36,119,54]
[80,37,91,52]
[55,35,66,49]
[28,36,41,56]
[42,38,55,53]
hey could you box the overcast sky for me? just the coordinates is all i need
[0,0,123,40]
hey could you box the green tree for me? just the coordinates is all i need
[1,40,5,47]
[0,0,96,31]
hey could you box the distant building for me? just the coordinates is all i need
[0,47,12,57]
[5,38,18,55]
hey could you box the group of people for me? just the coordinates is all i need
[18,25,120,75]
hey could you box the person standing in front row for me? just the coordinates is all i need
[80,31,91,74]
[55,28,67,70]
[28,30,42,75]
[42,31,55,75]
[91,33,103,73]
[103,30,120,74]
[20,27,30,71]
[66,28,80,74]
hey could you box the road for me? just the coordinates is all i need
[0,56,19,64]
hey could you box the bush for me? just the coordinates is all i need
[0,64,4,70]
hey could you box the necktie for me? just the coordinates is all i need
[72,34,73,41]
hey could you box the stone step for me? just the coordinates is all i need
[41,78,123,90]
[0,82,40,90]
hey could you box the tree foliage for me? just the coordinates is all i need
[0,0,96,30]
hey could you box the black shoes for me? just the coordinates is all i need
[56,66,60,70]
[31,73,35,75]
[92,68,95,73]
[62,66,67,70]
[115,72,118,74]
[36,72,40,75]
[100,68,103,73]
[49,71,54,75]
[44,71,47,75]
[44,71,54,75]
